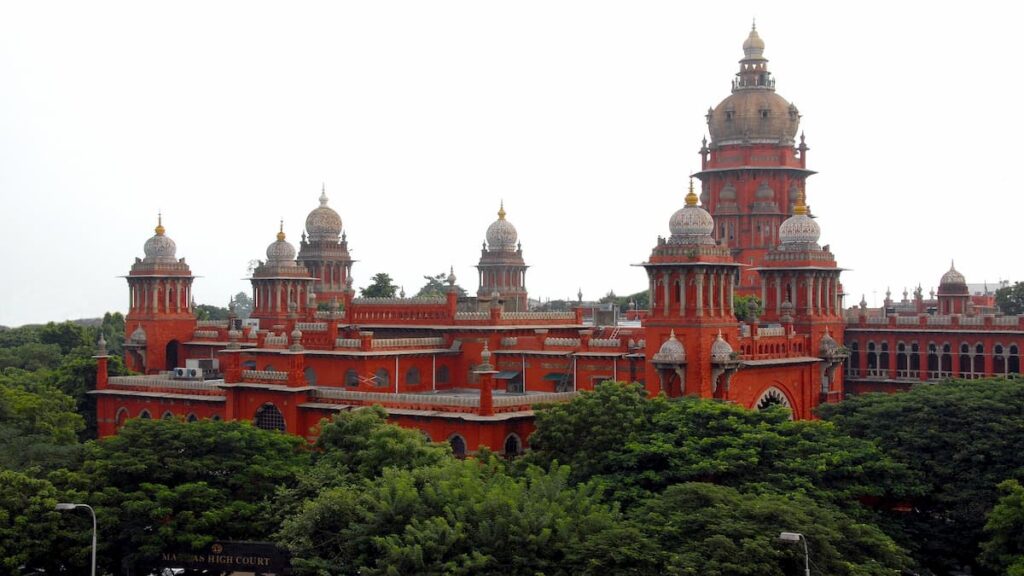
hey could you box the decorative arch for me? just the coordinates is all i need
[139,409,152,419]
[405,366,421,386]
[254,403,286,432]
[374,368,390,388]
[161,410,174,420]
[115,407,129,430]
[754,386,793,418]
[503,433,523,457]
[186,413,198,423]
[449,434,467,459]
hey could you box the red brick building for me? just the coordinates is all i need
[93,26,1019,454]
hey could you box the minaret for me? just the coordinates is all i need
[297,185,354,304]
[641,180,742,398]
[477,202,529,311]
[937,261,970,315]
[694,25,812,295]
[250,221,316,327]
[123,214,196,374]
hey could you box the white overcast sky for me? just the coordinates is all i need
[1,2,1020,327]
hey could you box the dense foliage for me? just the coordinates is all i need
[995,280,1024,315]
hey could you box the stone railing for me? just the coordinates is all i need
[335,338,361,348]
[927,315,952,325]
[193,330,219,339]
[264,335,288,346]
[372,337,445,349]
[589,338,622,347]
[756,327,785,337]
[500,337,518,346]
[196,320,229,328]
[867,317,888,324]
[492,391,577,407]
[312,388,479,407]
[315,310,345,320]
[995,316,1021,326]
[503,311,575,320]
[455,311,489,321]
[295,322,327,331]
[241,369,288,381]
[897,316,920,325]
[108,375,223,392]
[545,337,581,347]
[960,316,985,326]
[353,297,446,305]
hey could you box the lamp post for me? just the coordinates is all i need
[56,503,96,576]
[778,531,810,576]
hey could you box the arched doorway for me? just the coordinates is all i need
[503,434,522,457]
[449,434,467,459]
[755,386,793,418]
[165,340,180,371]
[254,403,286,432]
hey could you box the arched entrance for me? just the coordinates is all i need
[165,339,180,371]
[254,403,286,432]
[754,386,793,418]
[449,434,467,459]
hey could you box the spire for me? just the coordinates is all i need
[498,200,506,220]
[277,219,286,241]
[685,178,698,206]
[793,183,808,215]
[319,183,328,207]
[155,212,165,236]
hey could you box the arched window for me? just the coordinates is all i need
[139,409,152,419]
[897,342,908,378]
[959,343,972,378]
[995,344,1007,375]
[755,387,793,418]
[1010,344,1020,376]
[115,407,129,430]
[941,343,953,377]
[879,342,890,373]
[242,360,257,370]
[867,342,879,376]
[405,367,421,386]
[974,343,985,378]
[503,434,522,457]
[345,369,359,387]
[437,365,450,384]
[449,434,467,459]
[928,343,939,378]
[162,411,174,420]
[374,368,390,388]
[303,367,317,386]
[909,342,921,378]
[211,414,222,421]
[254,403,285,432]
[186,413,198,423]
[847,342,860,377]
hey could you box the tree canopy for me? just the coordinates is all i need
[414,272,466,298]
[996,281,1024,315]
[360,272,398,298]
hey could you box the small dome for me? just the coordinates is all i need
[719,183,737,202]
[778,190,820,249]
[486,202,518,251]
[668,181,715,245]
[711,331,734,362]
[305,187,343,242]
[266,223,297,263]
[819,330,840,357]
[652,330,686,364]
[755,181,774,200]
[940,261,966,287]
[130,325,147,345]
[143,215,177,263]
[743,24,765,58]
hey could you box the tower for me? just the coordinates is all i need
[937,262,969,315]
[642,181,742,397]
[477,202,528,311]
[250,222,316,327]
[297,186,353,305]
[123,215,196,374]
[694,25,812,294]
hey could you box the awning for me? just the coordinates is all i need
[543,372,571,381]
[494,371,520,380]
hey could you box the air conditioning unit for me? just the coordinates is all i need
[174,367,188,378]
[187,368,203,380]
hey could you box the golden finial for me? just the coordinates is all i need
[155,212,165,235]
[793,183,808,215]
[277,219,286,241]
[498,200,506,220]
[685,178,698,206]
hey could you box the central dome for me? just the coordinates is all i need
[668,181,715,245]
[143,215,177,263]
[305,187,342,242]
[706,27,800,146]
[266,223,297,263]
[485,202,518,251]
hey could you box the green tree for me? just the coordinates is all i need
[0,470,68,574]
[733,294,764,321]
[0,342,63,371]
[39,321,88,355]
[0,369,84,472]
[232,291,254,319]
[52,418,308,573]
[194,303,230,320]
[995,281,1024,315]
[818,378,1024,574]
[635,482,909,575]
[360,273,398,298]
[49,354,129,439]
[981,479,1024,576]
[415,272,466,298]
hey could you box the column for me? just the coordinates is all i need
[718,270,726,317]
[695,270,704,317]
[708,272,716,316]
[662,271,670,317]
[728,271,735,316]
[679,270,687,315]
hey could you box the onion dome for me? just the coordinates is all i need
[778,186,820,249]
[755,182,774,200]
[719,183,737,202]
[266,221,297,263]
[651,329,686,363]
[305,185,343,242]
[706,26,800,146]
[289,328,304,352]
[668,180,716,245]
[143,214,178,263]
[485,202,518,251]
[819,329,840,357]
[130,325,147,345]
[938,261,969,294]
[711,330,734,362]
[478,342,494,371]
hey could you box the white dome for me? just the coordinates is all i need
[651,330,686,363]
[940,262,966,286]
[143,216,177,263]
[711,331,734,362]
[486,203,518,251]
[778,213,821,246]
[305,189,342,241]
[266,225,297,263]
[668,183,715,244]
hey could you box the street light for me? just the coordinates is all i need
[55,503,96,576]
[778,531,810,576]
